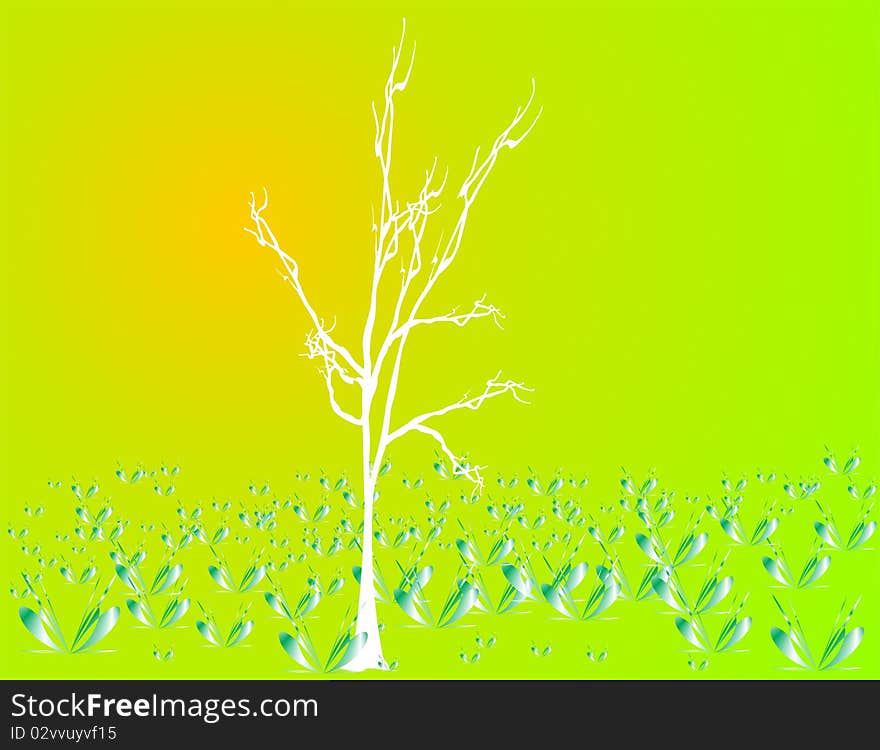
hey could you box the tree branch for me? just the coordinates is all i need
[399,294,504,338]
[363,20,419,373]
[385,373,532,445]
[371,79,541,430]
[302,330,362,426]
[411,424,485,492]
[372,19,416,235]
[320,367,362,426]
[421,79,542,299]
[370,80,539,455]
[244,189,365,379]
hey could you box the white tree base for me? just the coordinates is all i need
[343,645,388,673]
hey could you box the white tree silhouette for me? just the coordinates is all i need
[245,21,540,671]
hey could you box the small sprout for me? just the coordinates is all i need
[771,596,864,670]
[279,608,365,673]
[153,646,174,662]
[19,576,120,653]
[196,603,254,648]
[530,642,552,658]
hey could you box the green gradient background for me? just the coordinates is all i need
[2,0,879,679]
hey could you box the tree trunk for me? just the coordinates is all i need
[345,417,386,671]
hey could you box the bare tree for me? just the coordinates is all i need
[245,21,540,671]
